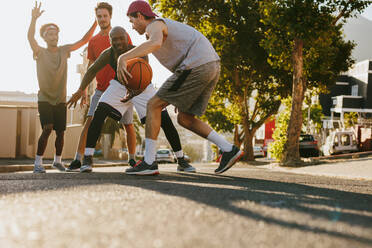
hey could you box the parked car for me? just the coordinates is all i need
[156,149,176,163]
[322,130,358,156]
[253,146,265,157]
[299,134,320,157]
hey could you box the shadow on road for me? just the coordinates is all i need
[0,171,371,245]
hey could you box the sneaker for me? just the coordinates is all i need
[177,157,196,172]
[128,158,137,167]
[80,156,93,173]
[66,159,81,172]
[33,164,46,173]
[52,162,66,172]
[125,160,159,175]
[215,146,243,174]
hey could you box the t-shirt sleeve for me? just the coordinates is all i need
[60,45,71,59]
[34,47,46,61]
[87,40,95,61]
[127,33,133,46]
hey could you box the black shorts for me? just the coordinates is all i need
[38,102,67,131]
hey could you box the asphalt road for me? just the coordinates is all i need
[0,163,371,248]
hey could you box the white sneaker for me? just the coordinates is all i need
[177,157,196,173]
[80,156,93,173]
[33,164,46,173]
[52,162,66,172]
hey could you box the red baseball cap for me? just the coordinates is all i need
[127,0,158,17]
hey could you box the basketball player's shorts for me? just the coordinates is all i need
[38,102,66,131]
[88,89,132,125]
[131,83,157,120]
[98,80,133,125]
[98,80,159,123]
[156,60,220,116]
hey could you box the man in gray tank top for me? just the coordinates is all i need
[117,0,243,175]
[27,1,97,173]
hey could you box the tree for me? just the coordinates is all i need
[344,112,358,129]
[259,0,369,165]
[270,98,291,161]
[150,0,289,160]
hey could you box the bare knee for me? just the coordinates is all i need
[147,96,168,112]
[177,112,195,128]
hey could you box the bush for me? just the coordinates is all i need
[269,98,291,161]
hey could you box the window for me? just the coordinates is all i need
[351,85,358,96]
[341,134,351,146]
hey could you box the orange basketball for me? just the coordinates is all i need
[126,57,152,91]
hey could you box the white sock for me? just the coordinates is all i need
[35,155,43,166]
[144,138,157,165]
[174,150,184,158]
[54,155,62,164]
[74,153,82,161]
[129,154,135,160]
[207,130,233,152]
[84,148,95,156]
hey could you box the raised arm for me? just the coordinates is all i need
[27,1,44,56]
[66,20,97,52]
[67,49,111,108]
[117,21,165,83]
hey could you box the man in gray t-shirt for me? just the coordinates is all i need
[27,1,97,173]
[117,1,243,176]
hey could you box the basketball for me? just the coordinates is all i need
[125,57,153,91]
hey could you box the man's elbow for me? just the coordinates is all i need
[154,44,162,50]
[150,42,162,51]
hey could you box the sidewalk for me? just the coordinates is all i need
[1,155,372,181]
[260,155,372,181]
[0,158,126,173]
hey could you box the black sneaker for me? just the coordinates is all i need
[66,159,81,172]
[177,157,196,172]
[215,146,243,174]
[125,160,159,175]
[80,155,93,173]
[128,158,137,167]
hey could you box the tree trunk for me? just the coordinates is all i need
[233,124,243,148]
[281,38,306,165]
[242,116,255,161]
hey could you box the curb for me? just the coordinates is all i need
[306,151,372,162]
[0,162,128,173]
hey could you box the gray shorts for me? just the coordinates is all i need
[156,61,220,116]
[87,89,133,125]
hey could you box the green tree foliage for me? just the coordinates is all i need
[302,103,324,133]
[150,0,289,161]
[269,98,291,161]
[344,112,358,129]
[302,92,325,133]
[182,144,204,162]
[259,0,370,165]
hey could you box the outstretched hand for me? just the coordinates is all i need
[80,91,88,108]
[32,1,44,19]
[117,56,132,85]
[67,89,84,109]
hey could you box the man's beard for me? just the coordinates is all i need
[99,23,110,30]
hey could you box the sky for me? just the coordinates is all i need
[0,0,171,96]
[1,1,372,96]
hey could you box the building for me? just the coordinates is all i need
[320,60,372,126]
